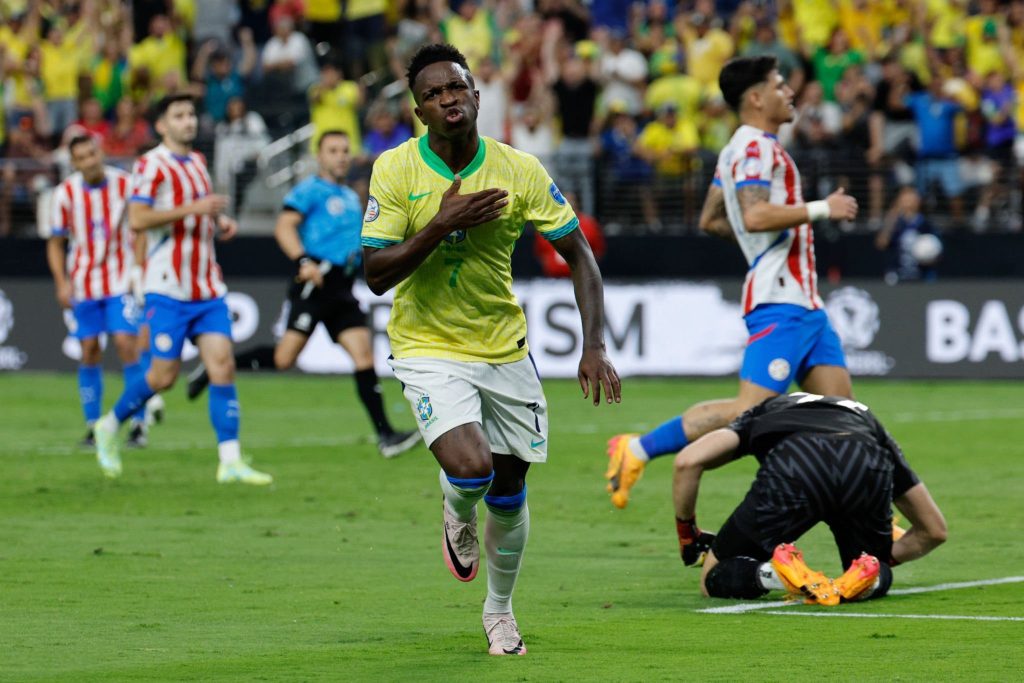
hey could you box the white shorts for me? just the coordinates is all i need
[389,355,549,463]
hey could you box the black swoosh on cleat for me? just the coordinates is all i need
[503,642,524,655]
[444,525,474,579]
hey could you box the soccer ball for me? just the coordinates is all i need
[910,233,943,266]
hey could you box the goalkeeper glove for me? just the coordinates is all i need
[676,517,716,567]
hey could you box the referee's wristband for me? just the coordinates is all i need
[806,200,831,223]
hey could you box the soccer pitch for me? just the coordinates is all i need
[2,373,1022,681]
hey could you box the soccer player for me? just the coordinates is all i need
[47,134,152,448]
[605,55,859,509]
[186,130,420,458]
[671,392,947,604]
[92,93,272,485]
[362,44,621,655]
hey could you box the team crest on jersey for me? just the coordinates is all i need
[742,156,763,179]
[364,196,380,222]
[154,333,173,353]
[549,182,566,205]
[416,394,433,422]
[443,229,466,244]
[327,196,345,216]
[768,358,791,382]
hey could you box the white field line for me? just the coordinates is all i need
[698,576,1024,616]
[759,611,1024,622]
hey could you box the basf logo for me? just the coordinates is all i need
[0,289,28,370]
[825,287,895,376]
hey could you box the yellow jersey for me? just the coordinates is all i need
[362,135,578,363]
[309,80,362,154]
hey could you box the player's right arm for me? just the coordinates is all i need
[698,181,734,241]
[362,175,508,295]
[892,483,947,565]
[46,185,72,308]
[738,185,859,232]
[127,157,228,231]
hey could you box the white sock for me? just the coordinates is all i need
[757,562,785,591]
[628,437,651,462]
[438,469,489,522]
[849,577,881,602]
[218,439,241,465]
[483,503,530,614]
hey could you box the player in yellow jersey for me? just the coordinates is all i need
[362,44,621,656]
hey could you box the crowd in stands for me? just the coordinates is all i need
[2,0,1024,241]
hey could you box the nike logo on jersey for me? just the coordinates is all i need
[530,438,546,448]
[408,191,433,201]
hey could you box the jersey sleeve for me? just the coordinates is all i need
[732,137,774,189]
[282,182,311,215]
[50,183,71,237]
[524,155,578,242]
[361,154,408,248]
[129,157,165,205]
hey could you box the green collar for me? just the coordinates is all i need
[417,134,487,180]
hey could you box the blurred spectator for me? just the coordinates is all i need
[304,0,343,48]
[343,0,388,76]
[678,10,734,89]
[511,105,556,170]
[102,97,154,159]
[193,0,236,48]
[792,0,838,50]
[965,4,1011,81]
[838,0,886,59]
[697,91,734,156]
[538,0,591,44]
[238,0,273,45]
[867,57,921,225]
[40,14,94,140]
[741,19,804,94]
[644,52,702,121]
[1,103,53,237]
[128,14,188,102]
[544,35,599,216]
[636,102,699,230]
[599,105,657,231]
[907,78,965,224]
[533,190,606,278]
[363,102,412,161]
[808,28,865,102]
[600,29,647,114]
[2,13,42,135]
[976,70,1017,230]
[191,28,258,125]
[214,97,271,211]
[309,60,365,154]
[261,15,318,95]
[833,66,874,217]
[91,33,129,116]
[875,186,939,283]
[76,98,110,141]
[791,80,841,200]
[475,55,509,143]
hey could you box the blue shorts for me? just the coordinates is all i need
[72,295,139,340]
[740,304,847,393]
[144,294,233,360]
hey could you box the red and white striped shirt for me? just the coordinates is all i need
[130,144,227,301]
[714,125,821,315]
[51,166,134,302]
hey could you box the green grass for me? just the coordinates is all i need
[2,373,1022,681]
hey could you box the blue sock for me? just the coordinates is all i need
[78,365,103,424]
[123,362,147,421]
[638,416,689,460]
[208,384,240,443]
[113,374,156,423]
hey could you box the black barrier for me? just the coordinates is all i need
[1,279,1022,378]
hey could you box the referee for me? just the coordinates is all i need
[189,130,419,458]
[671,393,947,604]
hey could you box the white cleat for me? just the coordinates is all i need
[442,501,479,581]
[483,612,526,656]
[216,461,273,486]
[94,416,122,479]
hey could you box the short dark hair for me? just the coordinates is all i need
[68,134,96,153]
[317,129,349,150]
[406,43,471,94]
[719,55,778,112]
[154,93,196,119]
